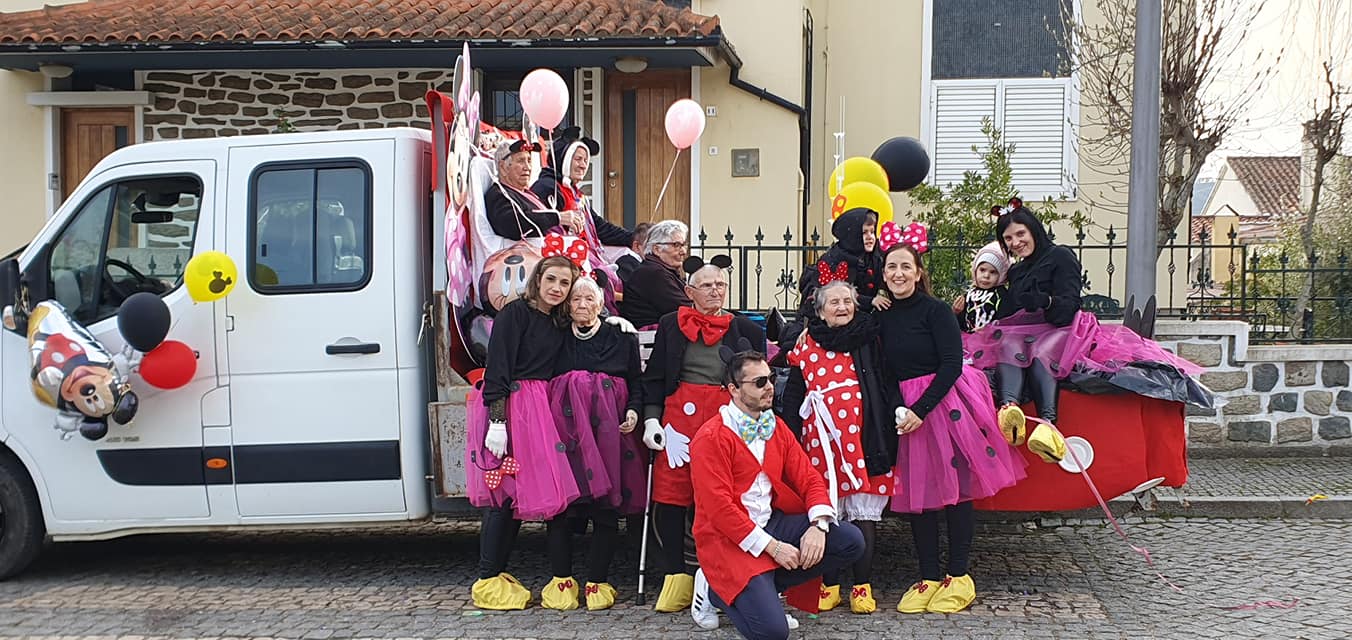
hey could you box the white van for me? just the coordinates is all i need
[0,128,482,578]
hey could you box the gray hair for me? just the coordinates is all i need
[812,280,857,315]
[686,263,728,286]
[570,275,605,309]
[643,220,689,256]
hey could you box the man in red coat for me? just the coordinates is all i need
[689,351,864,640]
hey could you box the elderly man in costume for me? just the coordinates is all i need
[482,139,584,240]
[640,256,766,612]
[688,351,865,640]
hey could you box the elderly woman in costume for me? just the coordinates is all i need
[466,255,582,611]
[640,257,766,612]
[618,220,693,328]
[877,237,1027,614]
[530,127,634,254]
[687,351,865,640]
[780,279,900,614]
[964,200,1207,447]
[543,276,646,611]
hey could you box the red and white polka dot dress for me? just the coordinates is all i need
[787,334,893,499]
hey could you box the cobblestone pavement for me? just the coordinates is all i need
[2,516,1349,640]
[1182,457,1352,497]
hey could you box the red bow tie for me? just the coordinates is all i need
[677,306,732,346]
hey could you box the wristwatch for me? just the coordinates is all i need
[814,519,829,533]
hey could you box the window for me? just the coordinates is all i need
[481,71,574,132]
[47,175,202,325]
[250,162,371,292]
[927,0,1078,198]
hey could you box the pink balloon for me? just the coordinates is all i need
[664,99,706,150]
[519,69,569,130]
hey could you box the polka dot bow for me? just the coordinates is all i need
[817,260,850,285]
[878,221,904,252]
[543,232,589,269]
[900,222,930,254]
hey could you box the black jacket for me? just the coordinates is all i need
[781,314,900,477]
[484,183,558,240]
[529,167,634,248]
[640,310,766,411]
[797,208,882,317]
[997,244,1082,327]
[619,255,692,328]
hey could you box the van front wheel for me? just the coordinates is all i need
[0,451,45,580]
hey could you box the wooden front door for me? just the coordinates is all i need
[604,70,691,230]
[61,107,135,201]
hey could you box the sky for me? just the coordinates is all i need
[1200,0,1352,177]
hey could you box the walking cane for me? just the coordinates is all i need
[636,450,656,606]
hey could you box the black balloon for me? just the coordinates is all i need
[117,292,171,352]
[79,418,109,441]
[870,136,931,192]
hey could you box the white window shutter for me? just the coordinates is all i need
[931,83,997,187]
[1002,83,1068,193]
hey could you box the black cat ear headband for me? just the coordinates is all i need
[682,254,733,277]
[718,338,756,365]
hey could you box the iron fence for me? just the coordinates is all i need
[689,221,1352,344]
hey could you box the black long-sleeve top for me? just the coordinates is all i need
[553,323,643,413]
[484,183,559,240]
[619,255,692,328]
[997,245,1083,327]
[878,291,963,420]
[530,168,634,248]
[481,298,566,405]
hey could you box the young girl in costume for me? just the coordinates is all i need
[466,255,582,610]
[954,240,1010,333]
[876,232,1027,615]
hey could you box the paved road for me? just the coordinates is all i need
[1,517,1348,639]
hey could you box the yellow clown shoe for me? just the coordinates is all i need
[998,404,1027,446]
[849,583,877,614]
[471,573,531,610]
[654,573,695,612]
[541,576,580,610]
[585,582,617,611]
[818,583,842,611]
[1027,421,1068,464]
[926,575,976,614]
[897,579,941,613]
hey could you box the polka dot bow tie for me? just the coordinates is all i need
[736,410,776,444]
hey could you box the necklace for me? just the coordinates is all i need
[572,323,599,340]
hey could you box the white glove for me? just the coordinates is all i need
[643,418,665,450]
[485,422,508,458]
[664,424,691,469]
[894,407,910,427]
[605,315,638,334]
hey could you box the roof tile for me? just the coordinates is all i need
[1226,156,1301,218]
[0,0,720,45]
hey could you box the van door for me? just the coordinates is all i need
[223,141,405,518]
[1,162,217,525]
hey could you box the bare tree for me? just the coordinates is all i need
[1058,0,1279,250]
[1287,62,1351,338]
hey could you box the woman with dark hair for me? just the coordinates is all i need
[465,254,583,611]
[781,279,900,614]
[965,200,1207,448]
[876,236,1026,615]
[539,276,645,610]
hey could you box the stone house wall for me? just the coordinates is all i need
[1155,320,1351,449]
[139,68,456,141]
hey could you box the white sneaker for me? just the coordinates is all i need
[785,612,799,630]
[691,569,719,630]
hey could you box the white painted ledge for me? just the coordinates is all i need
[26,91,153,107]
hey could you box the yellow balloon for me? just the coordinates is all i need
[831,181,894,225]
[827,157,890,198]
[184,251,238,303]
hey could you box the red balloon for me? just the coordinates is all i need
[140,340,197,390]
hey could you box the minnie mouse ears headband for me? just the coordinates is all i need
[717,338,756,366]
[990,197,1024,218]
[877,221,930,254]
[683,254,733,276]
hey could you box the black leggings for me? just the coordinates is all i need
[654,502,697,577]
[823,519,877,587]
[547,506,620,583]
[478,506,523,580]
[909,501,975,582]
[996,358,1059,423]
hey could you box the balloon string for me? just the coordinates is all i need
[652,148,683,216]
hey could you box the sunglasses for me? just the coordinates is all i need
[736,375,773,389]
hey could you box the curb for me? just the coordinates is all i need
[976,494,1352,522]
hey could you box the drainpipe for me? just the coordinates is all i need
[715,8,813,239]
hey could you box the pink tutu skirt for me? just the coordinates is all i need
[548,370,648,514]
[962,310,1203,380]
[891,367,1027,514]
[466,380,581,521]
